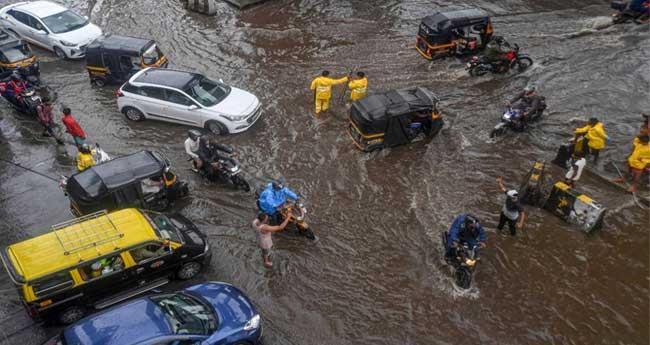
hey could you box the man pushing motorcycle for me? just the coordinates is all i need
[444,214,487,262]
[506,85,545,130]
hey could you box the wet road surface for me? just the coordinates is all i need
[0,0,648,344]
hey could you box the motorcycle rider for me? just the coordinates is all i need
[184,129,203,172]
[258,181,302,225]
[197,136,236,176]
[4,73,30,109]
[630,0,650,15]
[507,85,543,130]
[445,214,487,262]
[484,36,512,72]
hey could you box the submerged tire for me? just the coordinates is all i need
[490,126,507,138]
[177,261,202,280]
[516,57,533,72]
[232,175,251,192]
[206,120,227,135]
[123,107,145,121]
[455,267,472,289]
[58,305,86,324]
[470,65,489,77]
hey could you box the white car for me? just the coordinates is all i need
[117,68,262,135]
[0,1,102,59]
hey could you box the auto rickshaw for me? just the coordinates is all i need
[0,29,39,78]
[416,8,493,60]
[85,34,168,87]
[62,150,188,216]
[347,87,444,152]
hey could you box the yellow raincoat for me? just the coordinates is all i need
[628,141,650,170]
[310,76,348,113]
[348,77,368,101]
[77,150,96,172]
[575,122,608,150]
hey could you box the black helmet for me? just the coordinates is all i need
[464,214,479,229]
[524,84,536,94]
[188,129,201,141]
[493,36,505,45]
[271,180,284,190]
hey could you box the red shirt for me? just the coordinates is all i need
[62,115,85,138]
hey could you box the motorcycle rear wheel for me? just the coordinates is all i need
[469,65,489,77]
[455,267,473,289]
[490,126,507,138]
[231,175,250,192]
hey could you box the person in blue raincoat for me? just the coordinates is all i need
[257,181,299,224]
[445,214,487,260]
[630,0,650,15]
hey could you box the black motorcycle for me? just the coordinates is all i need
[441,231,480,289]
[490,99,546,138]
[467,43,533,77]
[611,0,650,24]
[0,69,52,117]
[198,157,251,192]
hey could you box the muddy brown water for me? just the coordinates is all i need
[0,1,648,344]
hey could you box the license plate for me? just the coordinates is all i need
[466,63,472,68]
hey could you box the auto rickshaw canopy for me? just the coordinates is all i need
[85,34,156,67]
[350,87,439,135]
[0,29,35,65]
[66,151,166,203]
[419,8,491,44]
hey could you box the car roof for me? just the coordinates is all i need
[63,298,172,345]
[12,1,68,18]
[6,208,159,282]
[132,68,199,90]
[87,34,154,54]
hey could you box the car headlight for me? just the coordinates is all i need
[59,40,76,47]
[243,314,260,331]
[222,114,245,121]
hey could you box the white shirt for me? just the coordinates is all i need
[184,138,199,159]
[565,158,586,181]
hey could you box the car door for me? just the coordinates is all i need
[162,89,203,126]
[136,86,168,120]
[24,14,50,48]
[76,252,133,305]
[4,10,33,43]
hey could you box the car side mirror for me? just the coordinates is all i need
[36,30,47,35]
[188,105,198,110]
[84,15,89,20]
[219,78,224,83]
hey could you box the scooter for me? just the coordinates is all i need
[441,231,480,289]
[280,198,315,240]
[611,0,650,24]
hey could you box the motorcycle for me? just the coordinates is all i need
[441,231,480,289]
[467,43,534,77]
[611,0,650,24]
[0,70,52,117]
[280,198,315,240]
[490,98,547,138]
[195,155,250,192]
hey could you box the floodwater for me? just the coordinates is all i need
[0,0,648,344]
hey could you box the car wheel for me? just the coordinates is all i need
[53,46,67,59]
[206,120,228,135]
[92,78,106,87]
[176,261,202,280]
[58,305,86,324]
[123,107,145,121]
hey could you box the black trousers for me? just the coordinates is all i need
[497,212,517,236]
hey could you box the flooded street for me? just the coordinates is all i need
[0,0,648,344]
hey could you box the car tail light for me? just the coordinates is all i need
[116,89,123,97]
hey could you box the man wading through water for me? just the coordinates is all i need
[497,177,526,236]
[253,212,291,268]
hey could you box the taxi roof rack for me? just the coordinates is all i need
[51,210,124,256]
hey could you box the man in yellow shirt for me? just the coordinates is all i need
[574,117,609,163]
[615,135,650,193]
[348,72,368,102]
[310,71,348,115]
[76,144,96,172]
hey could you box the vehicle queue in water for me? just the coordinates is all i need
[0,1,649,345]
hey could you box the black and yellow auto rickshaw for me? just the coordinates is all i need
[416,8,493,60]
[0,29,39,78]
[85,34,168,87]
[348,87,444,152]
[63,150,188,216]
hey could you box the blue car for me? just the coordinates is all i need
[44,282,262,345]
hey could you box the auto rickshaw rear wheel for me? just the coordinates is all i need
[92,78,106,87]
[177,261,202,280]
[58,304,86,324]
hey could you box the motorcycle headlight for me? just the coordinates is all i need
[243,314,260,331]
[59,40,76,47]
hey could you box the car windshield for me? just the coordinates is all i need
[183,76,231,107]
[42,10,89,34]
[142,43,163,65]
[151,293,218,335]
[0,43,31,63]
[144,212,183,243]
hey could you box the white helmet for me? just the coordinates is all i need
[507,190,519,198]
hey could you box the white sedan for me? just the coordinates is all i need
[0,1,102,59]
[117,68,262,135]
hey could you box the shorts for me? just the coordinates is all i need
[261,247,272,257]
[73,136,85,146]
